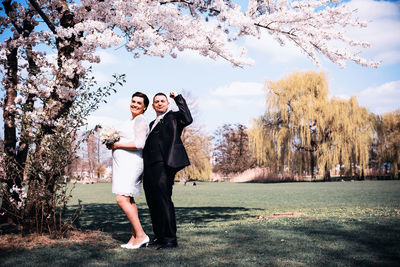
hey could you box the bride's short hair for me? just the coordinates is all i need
[132,91,149,113]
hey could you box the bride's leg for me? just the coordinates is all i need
[129,197,148,245]
[116,194,147,245]
[117,195,136,244]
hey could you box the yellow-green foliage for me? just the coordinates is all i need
[179,127,212,181]
[250,71,374,177]
[323,97,373,176]
[249,118,279,170]
[376,110,400,179]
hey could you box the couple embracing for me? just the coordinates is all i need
[107,91,192,250]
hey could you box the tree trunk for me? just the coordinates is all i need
[393,162,399,180]
[310,151,315,180]
[339,149,343,178]
[1,42,22,225]
[324,162,331,181]
[300,151,305,178]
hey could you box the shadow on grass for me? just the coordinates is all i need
[1,204,399,266]
[71,203,255,242]
[283,218,400,266]
[214,218,400,266]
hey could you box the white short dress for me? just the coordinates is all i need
[112,114,149,197]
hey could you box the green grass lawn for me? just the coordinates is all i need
[1,180,400,266]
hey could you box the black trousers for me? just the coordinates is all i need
[143,161,177,243]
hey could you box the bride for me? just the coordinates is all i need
[107,91,150,249]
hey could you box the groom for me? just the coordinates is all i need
[143,91,192,250]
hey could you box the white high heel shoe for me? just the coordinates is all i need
[121,235,150,249]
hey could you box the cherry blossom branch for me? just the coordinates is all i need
[28,0,56,34]
[2,0,23,33]
[160,0,222,14]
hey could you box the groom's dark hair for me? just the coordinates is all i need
[132,91,149,113]
[153,92,168,101]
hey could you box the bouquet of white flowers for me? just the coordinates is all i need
[99,127,120,146]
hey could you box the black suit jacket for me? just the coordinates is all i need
[143,94,193,171]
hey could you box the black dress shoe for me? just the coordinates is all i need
[156,241,178,250]
[147,238,161,247]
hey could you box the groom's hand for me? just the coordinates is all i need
[169,91,178,98]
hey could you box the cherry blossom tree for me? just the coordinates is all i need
[0,0,378,235]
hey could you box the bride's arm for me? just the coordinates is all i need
[109,141,137,150]
[108,115,148,150]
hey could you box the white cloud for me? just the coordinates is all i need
[95,50,119,65]
[198,81,266,132]
[345,0,400,65]
[87,97,131,129]
[45,53,57,65]
[375,50,400,65]
[245,34,307,64]
[357,80,400,114]
[198,81,265,120]
[86,50,122,83]
[348,0,400,21]
[177,49,222,64]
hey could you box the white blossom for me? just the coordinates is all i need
[8,185,27,210]
[14,95,23,104]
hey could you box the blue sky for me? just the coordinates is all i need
[87,0,400,134]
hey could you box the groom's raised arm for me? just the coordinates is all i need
[171,93,193,127]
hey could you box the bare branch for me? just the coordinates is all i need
[28,0,57,33]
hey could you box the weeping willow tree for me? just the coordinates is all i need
[181,126,212,181]
[375,110,400,179]
[249,117,280,172]
[319,97,373,179]
[249,71,373,180]
[266,71,329,178]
